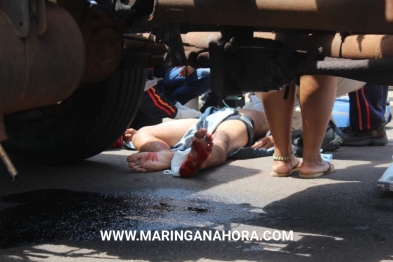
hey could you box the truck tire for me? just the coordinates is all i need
[3,68,147,164]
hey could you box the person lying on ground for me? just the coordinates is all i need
[126,107,273,177]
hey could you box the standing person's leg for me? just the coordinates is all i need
[299,75,336,177]
[291,78,364,131]
[343,83,388,146]
[258,84,300,176]
[162,68,210,105]
[349,83,388,131]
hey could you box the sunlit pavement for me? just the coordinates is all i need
[1,98,393,261]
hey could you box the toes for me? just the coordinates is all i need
[127,154,140,162]
[128,162,146,172]
[204,133,213,144]
[125,128,137,135]
[127,154,142,168]
[194,128,207,139]
[134,167,147,172]
[128,153,151,172]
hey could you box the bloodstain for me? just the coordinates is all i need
[144,152,158,162]
[179,138,212,178]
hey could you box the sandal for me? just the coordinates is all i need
[270,161,301,177]
[299,161,335,179]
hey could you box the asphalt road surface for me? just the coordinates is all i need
[1,110,393,261]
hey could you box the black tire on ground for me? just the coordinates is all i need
[3,68,147,164]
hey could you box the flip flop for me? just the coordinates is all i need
[299,162,335,179]
[270,161,301,177]
[123,141,136,150]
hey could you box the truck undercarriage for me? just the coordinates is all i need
[2,0,393,178]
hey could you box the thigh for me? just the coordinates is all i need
[162,68,185,92]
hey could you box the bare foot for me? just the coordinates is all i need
[124,128,137,143]
[179,128,213,178]
[127,151,174,172]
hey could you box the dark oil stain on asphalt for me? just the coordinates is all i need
[0,189,256,249]
[0,189,132,248]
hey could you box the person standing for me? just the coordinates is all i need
[259,75,337,179]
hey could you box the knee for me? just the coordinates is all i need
[131,126,153,146]
[130,132,143,148]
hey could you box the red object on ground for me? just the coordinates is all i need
[110,136,124,149]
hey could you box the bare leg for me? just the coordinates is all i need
[179,128,214,177]
[127,119,198,172]
[180,119,250,177]
[258,85,300,175]
[131,119,198,152]
[128,128,214,174]
[128,118,249,175]
[201,119,249,169]
[299,75,336,176]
